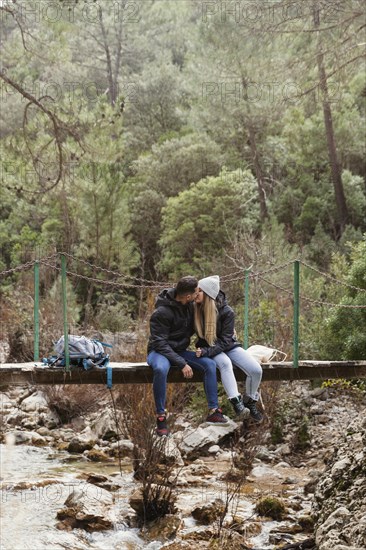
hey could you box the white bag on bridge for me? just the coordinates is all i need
[246,345,287,364]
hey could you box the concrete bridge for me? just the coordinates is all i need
[1,360,366,387]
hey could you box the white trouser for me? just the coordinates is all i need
[213,346,263,401]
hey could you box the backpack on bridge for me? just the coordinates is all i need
[43,335,112,370]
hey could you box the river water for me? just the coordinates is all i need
[0,442,312,549]
[0,443,161,550]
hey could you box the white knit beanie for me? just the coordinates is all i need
[198,275,220,300]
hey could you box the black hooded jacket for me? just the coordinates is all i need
[147,288,194,369]
[195,290,241,358]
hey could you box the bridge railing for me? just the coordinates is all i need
[242,261,300,367]
[25,253,366,370]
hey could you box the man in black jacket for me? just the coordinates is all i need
[147,276,228,436]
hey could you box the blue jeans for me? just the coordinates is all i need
[147,350,219,414]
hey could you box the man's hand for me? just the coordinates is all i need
[182,364,193,378]
[196,348,203,357]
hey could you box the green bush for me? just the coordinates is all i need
[291,416,311,452]
[255,497,287,520]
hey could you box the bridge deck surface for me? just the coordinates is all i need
[1,361,366,386]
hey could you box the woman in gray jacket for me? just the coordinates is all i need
[194,275,263,422]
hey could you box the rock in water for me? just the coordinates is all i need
[56,484,115,531]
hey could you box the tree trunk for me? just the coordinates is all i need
[248,123,269,221]
[99,11,117,106]
[241,76,269,222]
[83,171,100,328]
[83,281,95,330]
[313,2,348,236]
[138,252,146,319]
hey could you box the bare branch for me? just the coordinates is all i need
[0,70,84,193]
[296,53,366,98]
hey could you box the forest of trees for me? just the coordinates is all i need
[0,0,365,360]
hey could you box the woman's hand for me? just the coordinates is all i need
[196,348,203,357]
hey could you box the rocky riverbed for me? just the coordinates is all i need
[0,380,365,549]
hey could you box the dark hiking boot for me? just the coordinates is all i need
[242,397,263,423]
[205,408,229,425]
[156,415,169,436]
[229,395,250,418]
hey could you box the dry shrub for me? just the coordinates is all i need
[220,382,284,515]
[115,381,193,432]
[133,428,178,523]
[228,431,258,479]
[258,380,283,419]
[1,263,88,362]
[130,322,151,362]
[0,285,35,361]
[258,380,286,444]
[112,382,188,524]
[0,267,61,362]
[164,382,277,544]
[216,462,248,540]
[0,412,5,442]
[211,433,261,546]
[41,384,109,424]
[290,414,311,453]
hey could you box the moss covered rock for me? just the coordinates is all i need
[255,497,287,520]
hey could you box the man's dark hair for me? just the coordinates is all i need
[175,276,198,296]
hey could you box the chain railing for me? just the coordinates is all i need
[1,252,365,368]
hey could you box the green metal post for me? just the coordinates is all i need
[61,254,70,371]
[34,261,40,362]
[293,260,300,368]
[243,268,250,349]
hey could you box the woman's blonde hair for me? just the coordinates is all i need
[194,292,217,346]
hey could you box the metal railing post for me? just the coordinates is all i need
[293,260,300,368]
[34,261,40,361]
[61,254,70,371]
[243,268,251,349]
